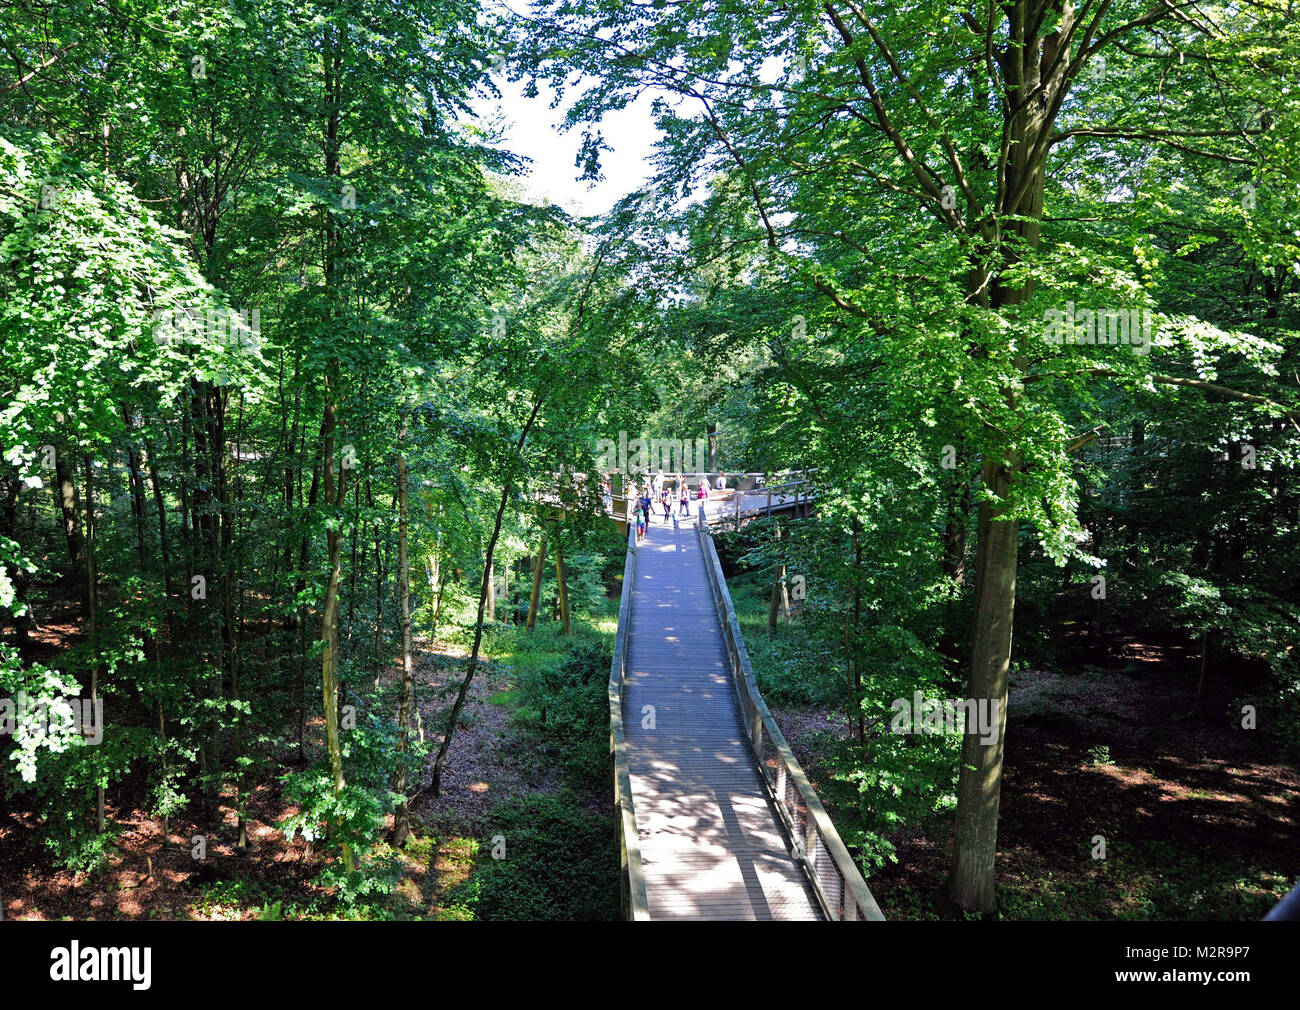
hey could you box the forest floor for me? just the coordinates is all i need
[4,573,1292,920]
[1,617,613,921]
[770,642,1299,920]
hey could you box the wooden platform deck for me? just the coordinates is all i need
[603,480,813,536]
[621,517,823,920]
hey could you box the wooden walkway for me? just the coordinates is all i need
[621,517,824,920]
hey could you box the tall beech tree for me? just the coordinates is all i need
[527,0,1300,912]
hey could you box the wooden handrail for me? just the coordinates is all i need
[609,522,650,920]
[694,513,885,922]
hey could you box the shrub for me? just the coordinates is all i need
[453,793,617,920]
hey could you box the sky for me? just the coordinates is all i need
[471,73,662,217]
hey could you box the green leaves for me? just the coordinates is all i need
[0,129,261,458]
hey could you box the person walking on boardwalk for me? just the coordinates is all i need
[678,477,691,516]
[634,502,645,541]
[659,483,671,521]
[640,490,654,527]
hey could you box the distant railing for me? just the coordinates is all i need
[611,477,816,530]
[694,513,885,922]
[609,522,650,920]
[715,478,814,527]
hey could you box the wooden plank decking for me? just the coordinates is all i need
[621,516,823,920]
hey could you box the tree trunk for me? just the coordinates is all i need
[1196,630,1214,720]
[318,384,352,873]
[938,1,1055,911]
[230,395,248,852]
[526,532,547,633]
[942,458,1018,915]
[393,433,416,846]
[940,473,971,665]
[430,392,545,796]
[143,435,172,602]
[83,453,105,834]
[768,564,785,636]
[53,447,84,572]
[121,407,149,567]
[555,537,571,635]
[314,20,351,871]
[368,476,385,683]
[851,515,864,742]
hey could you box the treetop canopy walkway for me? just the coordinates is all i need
[608,507,884,921]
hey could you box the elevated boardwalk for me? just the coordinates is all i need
[608,511,885,922]
[623,521,823,919]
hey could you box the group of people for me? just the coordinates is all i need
[621,470,730,541]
